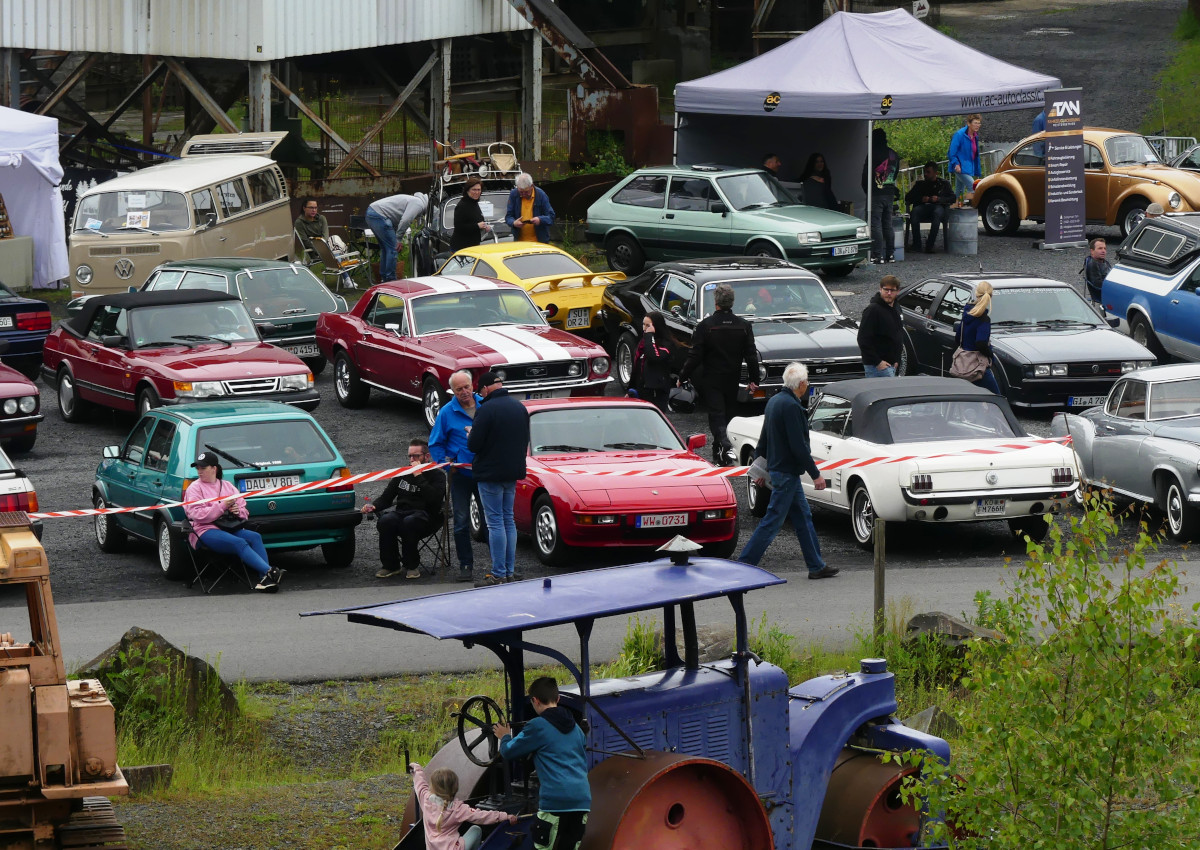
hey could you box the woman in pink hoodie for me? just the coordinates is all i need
[410,762,516,850]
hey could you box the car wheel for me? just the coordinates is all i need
[1118,197,1149,238]
[746,240,785,260]
[897,341,916,377]
[532,495,568,566]
[822,264,856,278]
[849,484,876,550]
[469,489,487,542]
[156,519,191,581]
[422,378,443,430]
[615,332,638,390]
[605,233,645,274]
[746,473,761,514]
[93,494,126,553]
[981,190,1020,235]
[1008,516,1049,543]
[4,432,36,453]
[334,351,369,408]
[1129,313,1167,360]
[303,355,328,376]
[137,386,160,416]
[56,368,88,423]
[322,534,356,568]
[1159,476,1199,541]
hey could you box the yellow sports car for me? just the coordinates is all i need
[434,242,623,338]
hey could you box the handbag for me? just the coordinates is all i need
[213,514,245,533]
[949,347,990,382]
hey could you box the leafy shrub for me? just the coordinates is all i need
[882,117,959,172]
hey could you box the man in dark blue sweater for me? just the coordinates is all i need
[739,362,838,578]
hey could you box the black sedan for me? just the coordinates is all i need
[0,282,51,379]
[412,175,515,275]
[896,273,1156,409]
[600,257,864,401]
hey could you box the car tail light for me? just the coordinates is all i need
[1051,467,1074,486]
[16,311,51,332]
[0,491,35,512]
[182,478,195,497]
[327,467,353,492]
[910,473,933,493]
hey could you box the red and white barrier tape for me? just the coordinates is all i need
[29,436,1070,521]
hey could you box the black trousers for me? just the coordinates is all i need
[699,380,740,454]
[377,508,436,570]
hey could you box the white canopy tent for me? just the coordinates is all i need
[674,9,1062,218]
[0,107,68,288]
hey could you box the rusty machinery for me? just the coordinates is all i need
[309,549,952,850]
[0,512,128,849]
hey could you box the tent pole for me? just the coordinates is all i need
[867,119,874,260]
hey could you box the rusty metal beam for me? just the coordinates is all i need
[164,57,239,134]
[361,53,431,137]
[33,53,98,116]
[270,74,381,178]
[61,60,168,156]
[505,0,630,90]
[328,51,436,180]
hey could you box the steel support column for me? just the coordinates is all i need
[247,60,271,132]
[1,49,19,109]
[430,39,452,168]
[521,31,543,161]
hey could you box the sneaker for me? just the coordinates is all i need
[512,571,524,581]
[375,566,404,579]
[405,568,422,580]
[255,566,286,592]
[885,257,896,263]
[456,568,473,583]
[871,257,884,265]
[807,566,840,580]
[474,574,502,587]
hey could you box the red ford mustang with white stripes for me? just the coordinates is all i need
[316,276,612,426]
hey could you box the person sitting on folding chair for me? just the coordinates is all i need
[296,198,357,290]
[184,451,284,593]
[362,437,447,580]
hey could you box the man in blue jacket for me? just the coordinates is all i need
[466,371,530,584]
[495,677,590,850]
[506,173,556,243]
[738,362,838,579]
[429,369,486,583]
[948,114,983,200]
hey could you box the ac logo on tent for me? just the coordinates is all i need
[880,95,893,116]
[764,92,781,112]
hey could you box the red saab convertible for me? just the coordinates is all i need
[502,397,738,565]
[316,276,612,427]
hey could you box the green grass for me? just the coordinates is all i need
[1142,9,1200,138]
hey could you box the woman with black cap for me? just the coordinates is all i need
[184,451,284,592]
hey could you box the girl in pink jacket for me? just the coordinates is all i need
[410,763,515,850]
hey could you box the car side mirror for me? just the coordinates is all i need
[127,285,137,293]
[711,202,728,215]
[1107,316,1120,327]
[101,334,125,348]
[687,433,707,451]
[385,322,404,336]
[670,305,683,318]
[103,445,119,459]
[202,212,218,228]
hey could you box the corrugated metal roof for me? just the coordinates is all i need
[0,0,530,60]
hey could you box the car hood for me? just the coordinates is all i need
[749,316,861,359]
[731,205,862,238]
[419,324,600,363]
[0,364,36,396]
[130,342,309,376]
[1118,163,1200,202]
[531,451,733,504]
[994,326,1153,361]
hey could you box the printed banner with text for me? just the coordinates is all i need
[1043,87,1087,248]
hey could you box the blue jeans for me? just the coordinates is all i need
[954,171,975,197]
[366,209,398,282]
[864,364,896,378]
[197,528,270,578]
[477,480,516,578]
[974,368,1001,395]
[869,186,896,260]
[738,473,826,573]
[449,471,483,570]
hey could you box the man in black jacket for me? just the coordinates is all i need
[679,283,761,465]
[905,162,955,253]
[362,437,446,579]
[857,275,904,377]
[467,371,530,585]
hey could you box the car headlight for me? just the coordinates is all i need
[1138,360,1154,368]
[856,225,869,239]
[1051,364,1068,376]
[1168,191,1182,210]
[173,380,226,398]
[2,400,16,415]
[1121,361,1138,372]
[75,264,93,285]
[1034,365,1050,377]
[797,232,820,244]
[591,356,610,375]
[279,373,313,392]
[494,369,507,382]
[18,396,36,414]
[567,362,582,377]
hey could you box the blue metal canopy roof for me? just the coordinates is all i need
[303,558,785,640]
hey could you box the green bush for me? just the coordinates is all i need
[1142,10,1200,138]
[882,117,958,171]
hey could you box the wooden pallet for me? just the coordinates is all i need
[0,193,12,239]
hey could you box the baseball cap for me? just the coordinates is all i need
[478,371,502,389]
[192,451,221,468]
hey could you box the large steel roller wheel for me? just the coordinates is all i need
[583,751,772,850]
[456,695,506,766]
[815,748,922,848]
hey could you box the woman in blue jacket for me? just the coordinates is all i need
[960,280,1001,395]
[948,114,983,199]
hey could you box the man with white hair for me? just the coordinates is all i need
[738,362,838,579]
[366,191,429,281]
[505,173,556,243]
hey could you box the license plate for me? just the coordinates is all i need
[285,344,321,357]
[0,317,11,328]
[1069,395,1106,407]
[833,245,858,257]
[525,390,554,400]
[975,498,1006,517]
[239,474,301,492]
[566,308,591,329]
[636,513,688,528]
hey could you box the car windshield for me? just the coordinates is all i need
[715,172,798,211]
[1104,134,1162,167]
[530,406,683,454]
[441,191,511,234]
[235,267,337,319]
[502,252,589,280]
[73,190,191,233]
[410,289,545,335]
[1149,378,1200,420]
[128,301,259,347]
[886,400,1019,442]
[196,420,336,468]
[987,286,1103,326]
[701,277,837,318]
[0,282,22,300]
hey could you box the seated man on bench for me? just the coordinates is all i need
[361,437,447,580]
[905,162,955,254]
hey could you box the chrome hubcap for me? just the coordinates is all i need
[1168,485,1183,532]
[470,496,482,535]
[853,490,874,541]
[424,387,440,425]
[987,201,1010,230]
[617,342,633,386]
[94,500,107,543]
[157,526,171,572]
[535,507,556,553]
[59,376,73,414]
[746,477,758,511]
[335,361,349,398]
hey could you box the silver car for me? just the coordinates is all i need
[1050,363,1200,540]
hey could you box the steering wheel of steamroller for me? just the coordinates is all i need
[457,695,506,766]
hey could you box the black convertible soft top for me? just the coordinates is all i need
[817,376,1025,444]
[65,290,240,337]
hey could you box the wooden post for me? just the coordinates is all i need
[873,517,886,647]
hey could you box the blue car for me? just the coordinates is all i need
[92,400,361,581]
[0,282,50,379]
[1103,213,1200,361]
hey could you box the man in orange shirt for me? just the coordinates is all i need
[505,173,556,242]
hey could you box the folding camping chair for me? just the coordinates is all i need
[311,236,365,293]
[415,486,453,575]
[176,519,257,594]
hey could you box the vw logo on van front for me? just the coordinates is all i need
[114,258,135,280]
